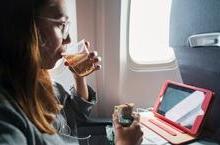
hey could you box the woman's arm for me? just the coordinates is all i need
[74,76,89,101]
[67,41,101,102]
[53,82,97,135]
[71,50,101,102]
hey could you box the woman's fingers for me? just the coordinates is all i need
[130,121,143,142]
[94,64,101,70]
[88,51,101,64]
[112,113,123,129]
[132,112,140,122]
[88,51,101,70]
[85,41,90,48]
[64,60,69,66]
[130,120,140,129]
[88,51,98,58]
[92,56,101,63]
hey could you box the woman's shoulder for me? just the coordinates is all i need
[0,93,27,125]
[0,91,78,145]
[0,92,32,134]
[0,93,34,144]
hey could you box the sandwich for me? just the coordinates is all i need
[114,103,134,126]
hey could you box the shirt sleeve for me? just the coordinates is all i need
[52,82,97,134]
[0,121,27,145]
[69,85,97,114]
[53,82,97,117]
[0,100,27,145]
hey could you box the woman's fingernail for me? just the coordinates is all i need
[85,41,90,48]
[64,61,69,66]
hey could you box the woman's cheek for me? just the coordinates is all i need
[51,28,63,50]
[46,37,62,54]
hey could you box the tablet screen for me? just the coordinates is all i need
[157,83,205,129]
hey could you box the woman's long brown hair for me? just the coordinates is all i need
[0,0,61,134]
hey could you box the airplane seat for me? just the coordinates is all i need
[170,0,220,143]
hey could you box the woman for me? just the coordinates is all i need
[0,0,143,144]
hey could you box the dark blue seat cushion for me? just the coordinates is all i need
[170,0,220,142]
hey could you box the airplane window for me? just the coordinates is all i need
[129,0,175,65]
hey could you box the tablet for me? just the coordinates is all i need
[140,80,214,144]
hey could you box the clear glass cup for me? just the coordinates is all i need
[62,39,96,77]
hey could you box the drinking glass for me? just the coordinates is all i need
[62,40,96,77]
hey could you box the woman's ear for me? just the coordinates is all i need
[35,22,47,47]
[38,30,46,47]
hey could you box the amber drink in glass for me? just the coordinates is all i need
[62,40,95,77]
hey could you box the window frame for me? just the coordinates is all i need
[126,0,177,71]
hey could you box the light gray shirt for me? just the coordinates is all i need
[0,82,97,145]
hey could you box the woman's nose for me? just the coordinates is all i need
[62,34,71,45]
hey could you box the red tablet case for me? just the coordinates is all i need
[140,80,214,144]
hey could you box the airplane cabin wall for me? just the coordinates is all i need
[76,0,182,117]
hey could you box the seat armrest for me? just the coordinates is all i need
[78,117,112,127]
[77,117,112,136]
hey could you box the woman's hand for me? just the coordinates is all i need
[113,112,143,145]
[84,41,102,74]
[64,41,101,101]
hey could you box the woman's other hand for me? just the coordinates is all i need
[113,112,143,145]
